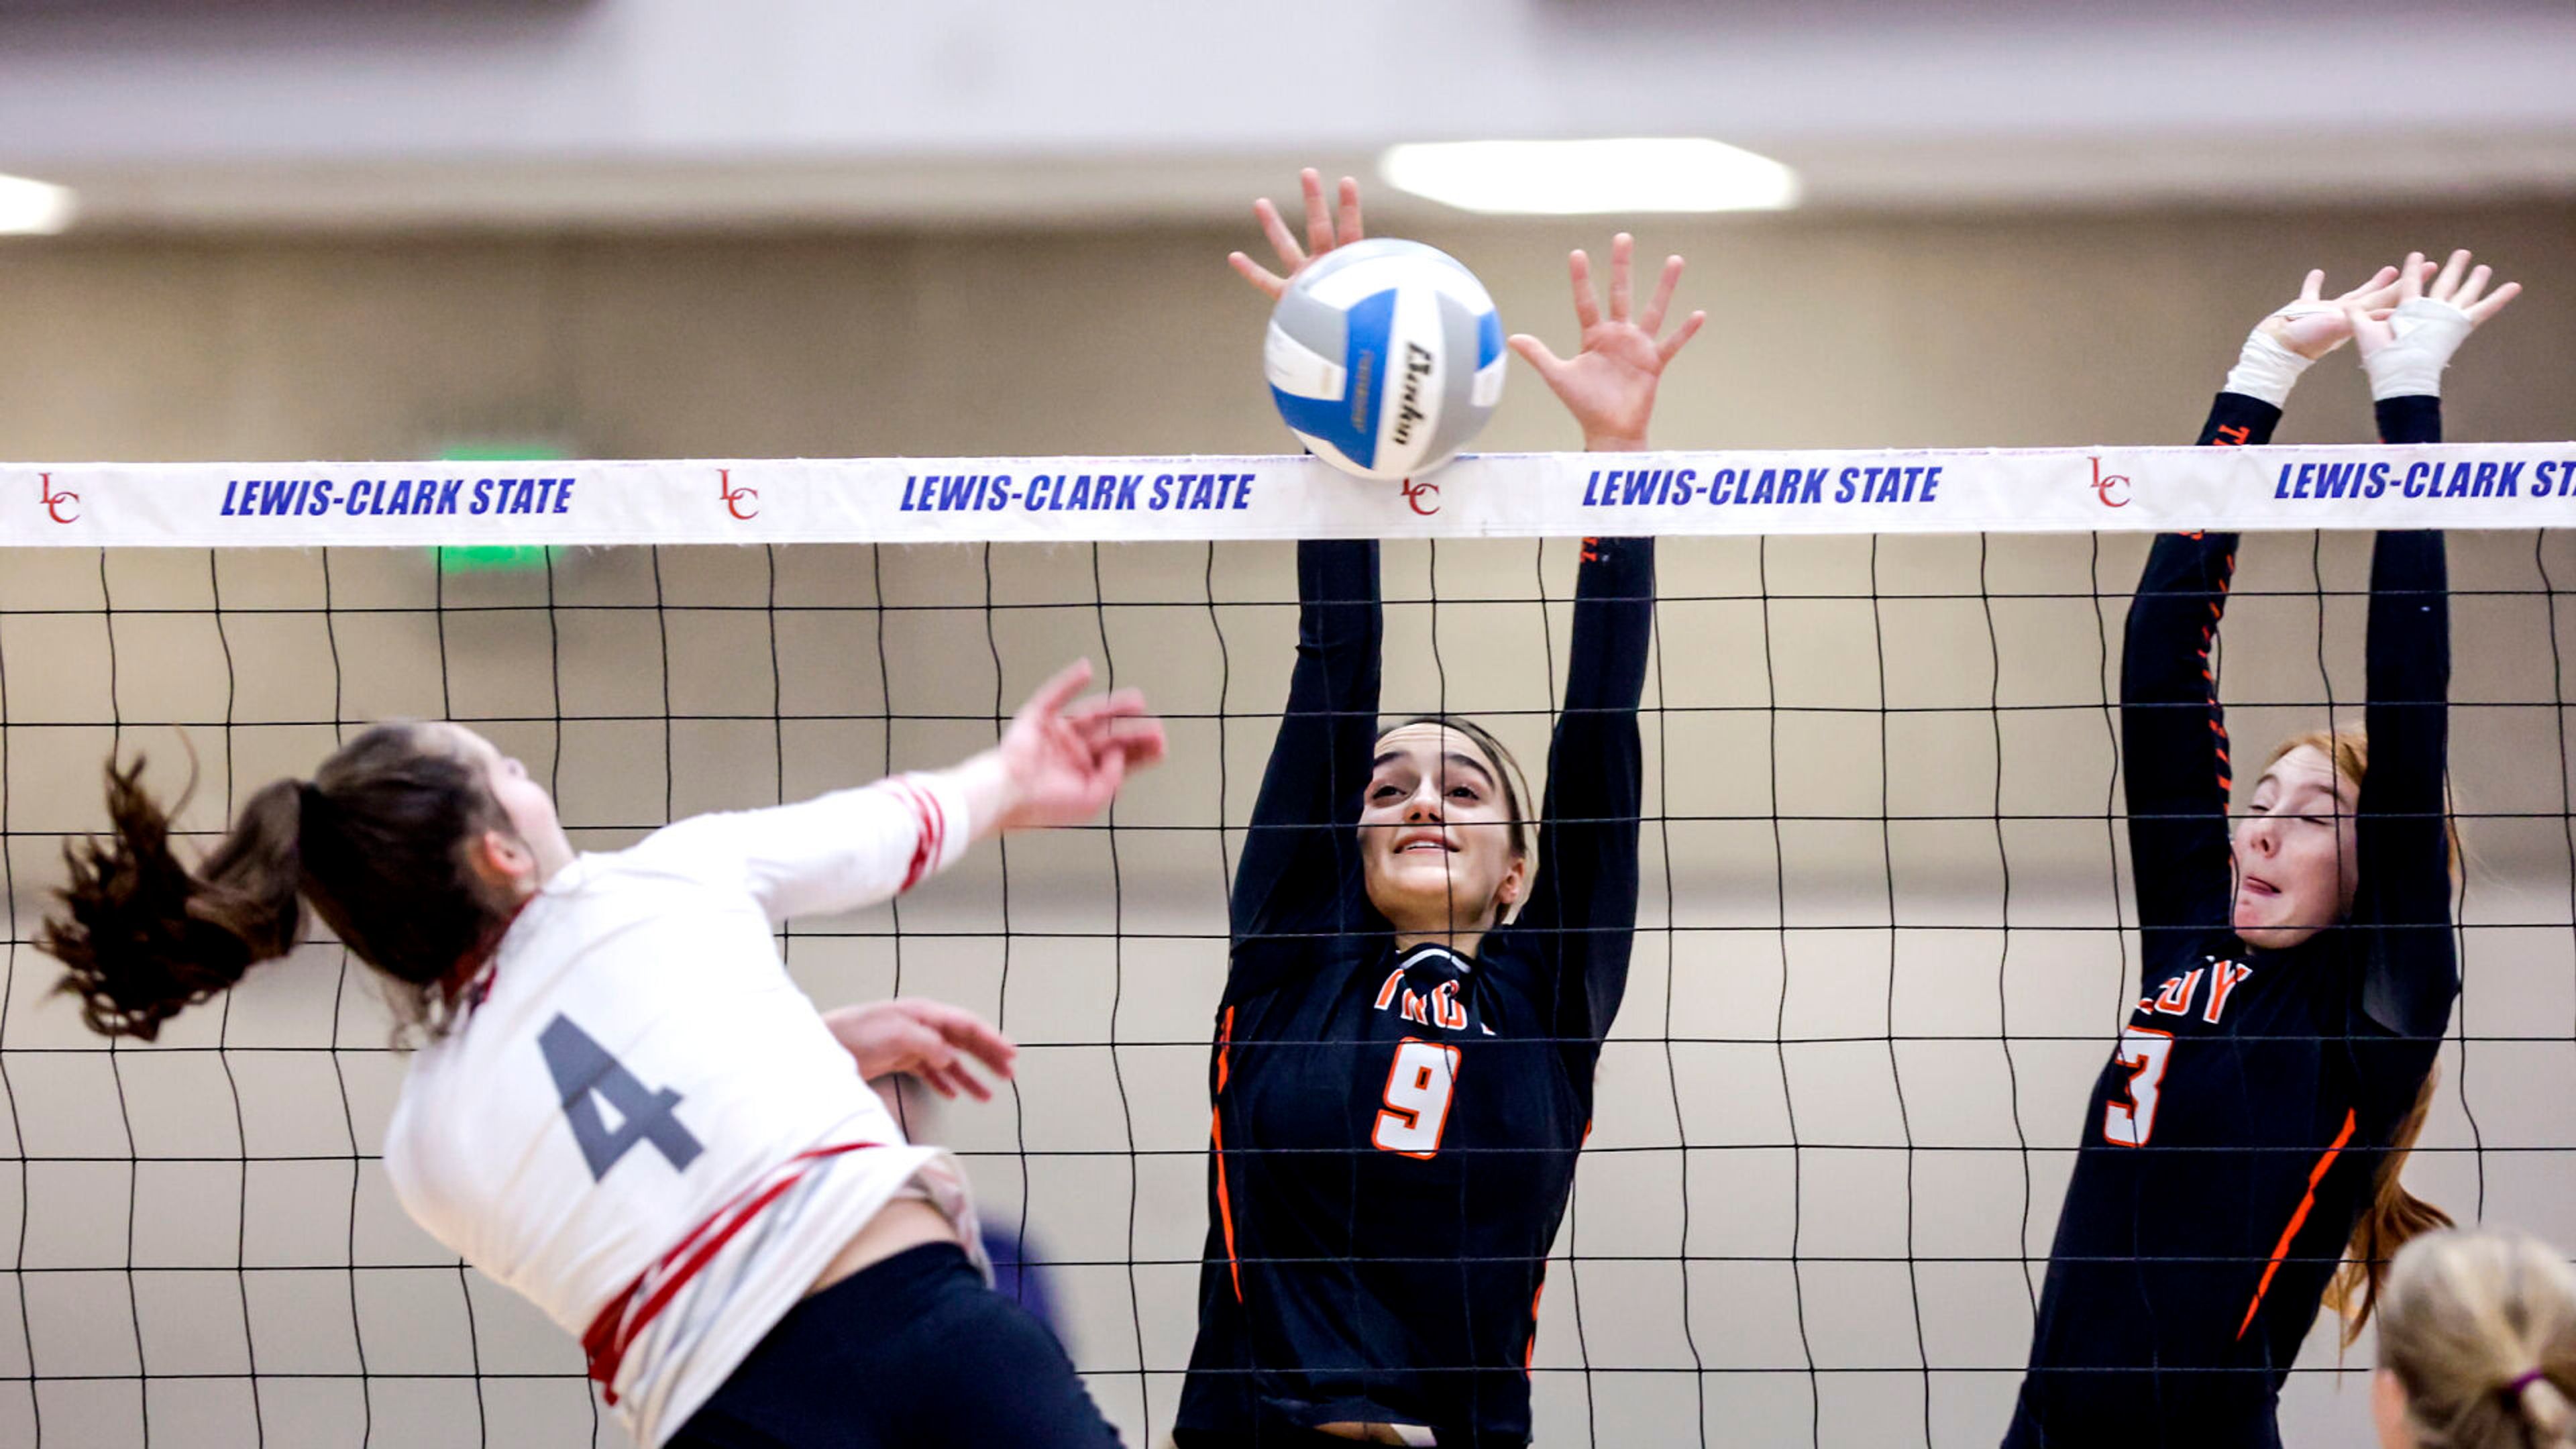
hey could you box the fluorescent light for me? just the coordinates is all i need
[0,174,76,235]
[1380,138,1799,215]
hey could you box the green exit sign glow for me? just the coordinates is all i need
[437,440,566,574]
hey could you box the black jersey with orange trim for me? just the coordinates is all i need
[2006,393,2457,1448]
[1175,537,1650,1448]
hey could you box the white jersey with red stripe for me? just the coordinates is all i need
[382,774,986,1447]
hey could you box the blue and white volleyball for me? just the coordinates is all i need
[1265,238,1505,481]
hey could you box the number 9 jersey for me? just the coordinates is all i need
[382,777,985,1449]
[1178,537,1652,1448]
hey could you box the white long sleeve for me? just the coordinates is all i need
[631,772,974,921]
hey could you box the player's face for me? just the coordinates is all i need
[2231,744,2360,950]
[435,724,577,888]
[1358,723,1526,937]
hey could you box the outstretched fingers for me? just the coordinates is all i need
[1657,309,1709,365]
[1566,249,1602,331]
[2449,263,2494,311]
[1234,170,1362,299]
[1228,195,1307,300]
[2428,248,2473,303]
[1256,195,1305,274]
[2396,252,2429,304]
[1507,332,1569,384]
[1638,254,1686,334]
[1228,250,1288,301]
[1299,168,1335,260]
[1606,233,1635,323]
[2336,265,2404,310]
[2465,279,2522,325]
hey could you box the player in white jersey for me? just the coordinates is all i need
[44,658,1163,1448]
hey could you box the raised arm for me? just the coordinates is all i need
[2123,523,2248,943]
[2123,266,2406,949]
[1510,235,1699,1041]
[1230,539,1384,941]
[2352,523,2452,1036]
[2121,390,2283,940]
[2340,249,2518,1034]
[647,658,1165,922]
[1523,536,1652,1038]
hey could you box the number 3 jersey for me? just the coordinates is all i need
[1177,537,1651,1448]
[2008,394,2458,1446]
[382,776,984,1449]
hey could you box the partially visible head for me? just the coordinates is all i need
[2233,728,2367,950]
[2373,1228,2576,1449]
[44,720,572,1040]
[1358,716,1532,942]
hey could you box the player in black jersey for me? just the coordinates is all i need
[1176,170,1704,1449]
[2007,250,2523,1448]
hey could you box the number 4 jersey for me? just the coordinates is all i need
[382,777,985,1448]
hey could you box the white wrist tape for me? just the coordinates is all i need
[2363,297,2474,400]
[2223,327,2314,408]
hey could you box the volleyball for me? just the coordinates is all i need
[1264,237,1505,480]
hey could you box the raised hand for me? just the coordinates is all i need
[823,997,1016,1102]
[2257,265,2406,361]
[2345,249,2522,399]
[1508,234,1705,451]
[971,658,1168,837]
[1230,168,1365,301]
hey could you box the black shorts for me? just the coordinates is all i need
[669,1242,1124,1449]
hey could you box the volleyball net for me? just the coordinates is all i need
[4,446,2575,1448]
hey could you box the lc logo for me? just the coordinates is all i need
[2088,456,2131,508]
[39,472,78,525]
[718,468,758,521]
[1400,476,1440,517]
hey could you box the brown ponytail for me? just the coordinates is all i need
[44,758,305,1040]
[43,722,515,1040]
[2331,1069,2457,1344]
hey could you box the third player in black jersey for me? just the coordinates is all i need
[1176,170,1703,1448]
[2008,251,2522,1447]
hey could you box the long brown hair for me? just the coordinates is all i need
[2379,1229,2576,1447]
[2330,1069,2457,1343]
[2265,726,2461,1340]
[43,722,512,1040]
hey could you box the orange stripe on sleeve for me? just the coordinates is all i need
[2236,1108,2359,1341]
[1212,1006,1242,1302]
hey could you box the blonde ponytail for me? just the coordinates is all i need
[2379,1230,2576,1448]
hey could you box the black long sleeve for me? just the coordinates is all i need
[1519,535,1652,1044]
[1230,540,1383,955]
[2355,395,2455,1037]
[2120,393,2278,961]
